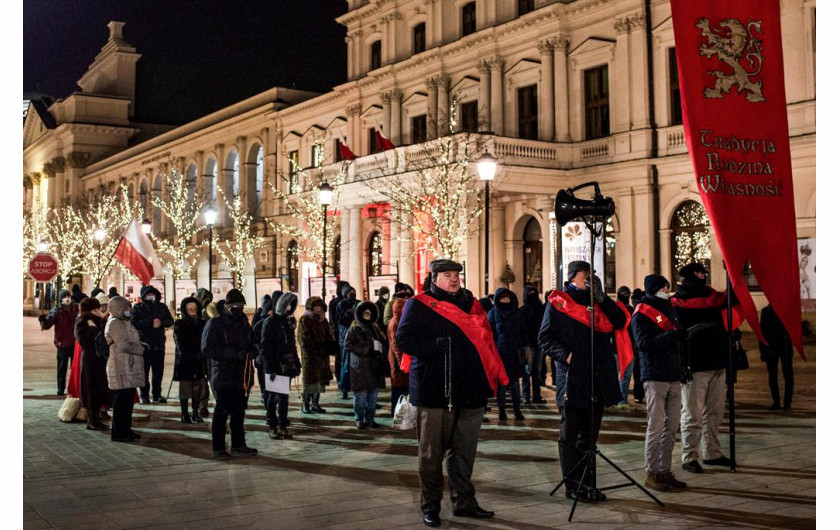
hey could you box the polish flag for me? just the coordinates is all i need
[113,219,163,285]
[375,130,395,151]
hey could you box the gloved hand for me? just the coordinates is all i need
[590,274,606,302]
[269,373,276,382]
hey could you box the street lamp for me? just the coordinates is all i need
[318,181,334,299]
[477,150,497,296]
[141,218,152,235]
[94,228,106,287]
[37,239,48,252]
[204,205,218,292]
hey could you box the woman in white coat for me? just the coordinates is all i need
[105,296,146,442]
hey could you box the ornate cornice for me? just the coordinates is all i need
[65,151,91,169]
[345,103,363,117]
[477,60,492,74]
[613,13,645,34]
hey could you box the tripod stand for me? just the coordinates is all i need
[548,183,663,521]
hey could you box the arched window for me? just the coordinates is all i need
[287,240,299,292]
[522,216,543,293]
[205,157,217,201]
[139,180,148,217]
[226,151,240,197]
[186,163,197,205]
[604,216,616,293]
[332,235,341,277]
[671,201,712,284]
[368,231,383,276]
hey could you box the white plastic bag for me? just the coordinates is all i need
[58,397,81,423]
[393,394,417,431]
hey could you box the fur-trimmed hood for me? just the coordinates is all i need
[275,292,298,316]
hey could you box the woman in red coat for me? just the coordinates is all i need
[387,295,410,416]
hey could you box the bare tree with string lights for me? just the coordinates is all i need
[213,187,263,290]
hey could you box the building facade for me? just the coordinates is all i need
[23,0,817,310]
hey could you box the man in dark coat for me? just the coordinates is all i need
[39,289,79,395]
[329,280,349,379]
[192,287,214,416]
[538,261,626,503]
[374,286,390,332]
[397,259,507,527]
[759,304,794,410]
[672,263,735,474]
[336,284,358,399]
[631,275,687,492]
[201,289,259,459]
[70,284,86,304]
[131,285,174,404]
[520,286,547,404]
[253,290,284,402]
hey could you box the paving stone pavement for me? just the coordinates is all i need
[23,316,816,528]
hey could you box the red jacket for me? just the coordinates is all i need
[42,303,79,348]
[387,298,409,388]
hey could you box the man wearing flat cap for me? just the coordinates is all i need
[396,259,508,527]
[538,261,630,503]
[672,262,739,474]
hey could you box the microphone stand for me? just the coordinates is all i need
[549,214,663,521]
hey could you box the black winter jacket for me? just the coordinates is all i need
[258,293,301,377]
[201,307,258,392]
[173,297,206,381]
[487,288,527,381]
[537,283,625,408]
[396,285,491,409]
[130,286,173,350]
[672,283,730,372]
[631,294,682,382]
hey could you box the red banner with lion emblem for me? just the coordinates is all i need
[670,1,804,358]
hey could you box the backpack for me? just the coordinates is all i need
[95,330,111,359]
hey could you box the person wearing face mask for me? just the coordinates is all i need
[336,284,358,399]
[130,285,174,404]
[298,297,335,414]
[345,300,388,428]
[631,275,688,492]
[74,297,110,431]
[104,296,147,442]
[192,288,215,417]
[173,297,207,424]
[487,287,527,422]
[258,292,301,440]
[39,289,79,395]
[201,289,259,459]
[396,259,507,527]
[538,261,629,503]
[253,290,284,405]
[374,286,390,331]
[672,263,739,474]
[383,282,413,328]
[328,281,350,378]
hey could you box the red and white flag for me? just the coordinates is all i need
[113,219,163,285]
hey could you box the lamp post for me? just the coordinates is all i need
[477,150,498,296]
[94,228,106,287]
[204,206,218,292]
[318,181,334,299]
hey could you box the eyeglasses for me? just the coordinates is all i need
[227,303,245,310]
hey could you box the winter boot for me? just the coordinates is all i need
[311,393,326,413]
[644,471,671,492]
[498,408,508,422]
[513,407,525,421]
[269,427,281,440]
[191,400,204,423]
[180,399,192,424]
[301,394,313,414]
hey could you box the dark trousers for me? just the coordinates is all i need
[111,388,136,440]
[256,364,266,403]
[531,350,546,400]
[416,406,484,515]
[264,390,289,429]
[766,353,794,407]
[633,351,645,401]
[496,382,521,411]
[391,386,409,417]
[212,386,247,452]
[56,346,74,393]
[559,400,605,491]
[141,349,165,400]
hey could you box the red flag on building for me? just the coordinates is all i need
[670,1,804,358]
[113,218,164,285]
[375,130,395,151]
[338,141,356,161]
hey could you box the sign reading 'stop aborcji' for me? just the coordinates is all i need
[670,0,804,358]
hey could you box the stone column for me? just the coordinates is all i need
[437,76,450,135]
[425,77,439,140]
[612,17,633,134]
[340,208,351,280]
[399,211,415,287]
[538,40,555,141]
[659,228,672,281]
[381,92,392,140]
[628,15,650,129]
[348,206,363,291]
[478,60,491,131]
[490,205,505,291]
[388,206,401,278]
[489,57,505,136]
[389,90,402,145]
[554,37,571,141]
[346,35,354,79]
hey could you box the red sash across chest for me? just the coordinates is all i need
[633,302,677,331]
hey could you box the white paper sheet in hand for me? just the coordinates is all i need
[373,340,383,352]
[265,375,291,394]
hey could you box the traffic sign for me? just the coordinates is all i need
[29,253,58,282]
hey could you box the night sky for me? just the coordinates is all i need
[23,0,348,125]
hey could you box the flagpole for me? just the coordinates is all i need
[95,220,133,288]
[725,263,737,472]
